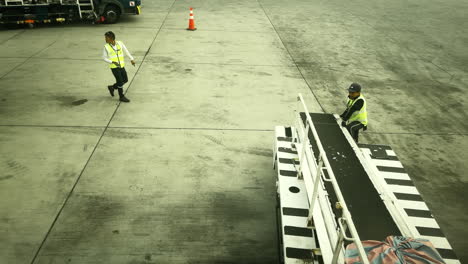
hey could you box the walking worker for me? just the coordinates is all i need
[103,31,135,103]
[339,83,368,142]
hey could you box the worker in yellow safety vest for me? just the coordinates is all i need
[103,31,135,103]
[339,83,368,142]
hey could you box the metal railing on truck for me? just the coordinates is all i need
[1,0,78,6]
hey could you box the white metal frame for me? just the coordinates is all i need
[0,0,97,20]
[274,129,320,264]
[4,0,25,6]
[3,0,53,6]
[293,140,338,263]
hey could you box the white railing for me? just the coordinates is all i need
[4,0,24,6]
[295,93,370,264]
[1,0,84,6]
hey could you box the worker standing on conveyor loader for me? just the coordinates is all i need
[103,31,135,103]
[340,83,368,142]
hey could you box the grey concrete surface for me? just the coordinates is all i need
[0,127,103,263]
[0,58,27,78]
[0,0,466,263]
[35,129,278,264]
[110,62,320,129]
[0,58,139,126]
[147,30,293,65]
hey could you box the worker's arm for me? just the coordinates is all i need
[341,99,364,121]
[340,109,348,118]
[102,47,113,64]
[120,41,135,61]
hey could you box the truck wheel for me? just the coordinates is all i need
[103,5,120,24]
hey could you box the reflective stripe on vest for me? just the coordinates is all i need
[105,41,125,69]
[346,95,368,126]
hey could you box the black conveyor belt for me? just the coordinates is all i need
[300,113,401,240]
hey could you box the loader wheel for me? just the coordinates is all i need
[103,5,120,24]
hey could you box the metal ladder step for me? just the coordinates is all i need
[76,0,95,19]
[5,0,24,6]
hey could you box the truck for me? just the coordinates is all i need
[0,0,141,26]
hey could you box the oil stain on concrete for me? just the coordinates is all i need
[54,96,88,107]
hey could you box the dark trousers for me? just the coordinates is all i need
[111,67,128,89]
[346,121,365,142]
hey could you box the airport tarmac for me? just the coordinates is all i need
[0,0,467,263]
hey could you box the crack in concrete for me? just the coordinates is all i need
[0,29,26,45]
[0,39,58,80]
[1,123,465,135]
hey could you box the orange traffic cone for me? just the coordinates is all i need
[187,7,197,31]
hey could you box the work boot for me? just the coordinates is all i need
[117,88,130,102]
[107,85,115,97]
[119,95,130,102]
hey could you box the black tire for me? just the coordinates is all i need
[103,5,120,24]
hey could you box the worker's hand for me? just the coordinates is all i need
[131,60,136,66]
[113,62,120,67]
[363,126,368,131]
[341,121,347,127]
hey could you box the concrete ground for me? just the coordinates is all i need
[0,0,466,263]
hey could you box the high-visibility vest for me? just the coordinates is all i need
[346,95,368,126]
[105,41,125,69]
